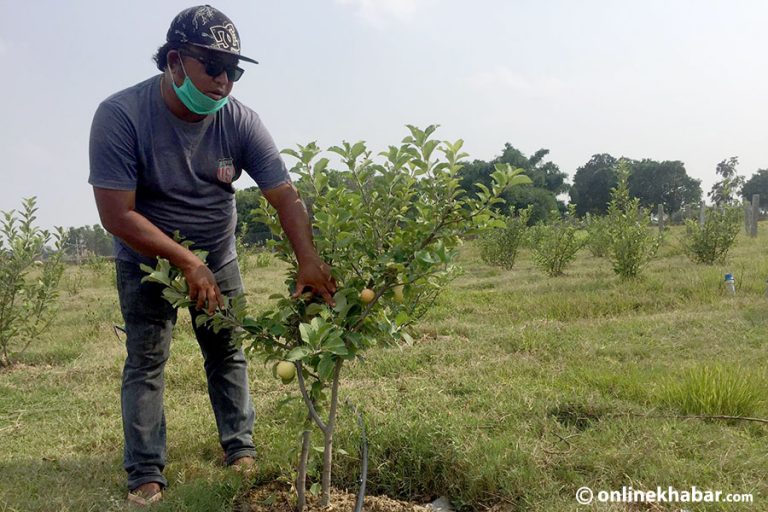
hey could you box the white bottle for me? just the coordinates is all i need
[724,273,736,295]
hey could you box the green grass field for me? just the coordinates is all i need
[1,225,766,511]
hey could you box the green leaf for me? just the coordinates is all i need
[280,148,301,159]
[350,142,367,160]
[286,346,313,362]
[317,354,336,381]
[305,303,325,317]
[415,250,436,264]
[242,317,262,334]
[313,157,329,175]
[299,323,313,344]
[322,334,348,356]
[332,292,347,313]
[310,483,321,496]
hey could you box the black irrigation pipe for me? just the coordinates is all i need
[346,399,369,512]
[113,324,126,341]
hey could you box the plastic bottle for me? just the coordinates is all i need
[724,273,736,295]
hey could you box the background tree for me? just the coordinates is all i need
[235,187,272,245]
[64,224,113,259]
[627,159,702,214]
[458,143,568,223]
[741,169,768,210]
[569,153,618,216]
[708,157,744,206]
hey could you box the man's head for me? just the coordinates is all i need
[153,5,257,72]
[154,5,259,117]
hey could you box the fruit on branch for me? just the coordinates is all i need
[276,361,297,384]
[393,285,404,303]
[359,288,375,304]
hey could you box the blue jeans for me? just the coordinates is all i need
[115,259,256,490]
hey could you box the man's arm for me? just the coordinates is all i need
[262,182,337,305]
[93,187,225,314]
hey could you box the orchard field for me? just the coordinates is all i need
[0,225,766,511]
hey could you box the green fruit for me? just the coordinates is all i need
[393,285,404,303]
[276,361,296,384]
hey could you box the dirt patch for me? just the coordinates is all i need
[238,482,432,512]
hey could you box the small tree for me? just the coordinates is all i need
[528,205,585,277]
[681,206,742,264]
[605,161,660,278]
[478,206,531,270]
[143,125,530,509]
[235,221,252,275]
[0,197,65,367]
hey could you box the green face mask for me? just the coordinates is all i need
[171,58,229,115]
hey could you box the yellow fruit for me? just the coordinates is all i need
[360,288,375,304]
[393,285,404,303]
[276,361,296,383]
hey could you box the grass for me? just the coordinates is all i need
[1,225,767,511]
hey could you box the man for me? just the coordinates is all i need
[88,5,336,506]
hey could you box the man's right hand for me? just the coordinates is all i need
[182,261,225,315]
[93,187,226,316]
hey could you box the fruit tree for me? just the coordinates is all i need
[143,125,530,509]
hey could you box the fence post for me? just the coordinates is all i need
[699,201,706,227]
[744,199,752,234]
[751,194,760,237]
[657,204,664,233]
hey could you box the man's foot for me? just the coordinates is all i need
[230,455,256,473]
[127,482,163,507]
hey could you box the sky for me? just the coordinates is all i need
[1,0,766,231]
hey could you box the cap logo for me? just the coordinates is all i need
[208,23,240,52]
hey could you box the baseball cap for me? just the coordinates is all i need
[166,5,258,64]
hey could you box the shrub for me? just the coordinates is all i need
[478,206,531,270]
[0,197,65,367]
[529,205,585,277]
[680,206,742,265]
[254,250,273,268]
[605,162,660,278]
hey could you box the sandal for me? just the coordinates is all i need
[230,455,256,474]
[127,484,163,507]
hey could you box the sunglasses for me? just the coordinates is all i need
[180,51,245,82]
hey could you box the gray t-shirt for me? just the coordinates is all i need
[89,74,290,271]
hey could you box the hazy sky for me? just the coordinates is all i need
[1,0,765,230]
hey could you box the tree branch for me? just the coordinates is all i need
[296,361,327,432]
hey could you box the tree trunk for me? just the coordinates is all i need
[296,425,312,512]
[320,360,344,506]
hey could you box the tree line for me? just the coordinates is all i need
[65,146,768,253]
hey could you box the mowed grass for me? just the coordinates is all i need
[1,225,767,511]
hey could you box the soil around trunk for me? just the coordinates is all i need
[238,482,432,512]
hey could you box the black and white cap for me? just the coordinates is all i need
[166,5,258,64]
